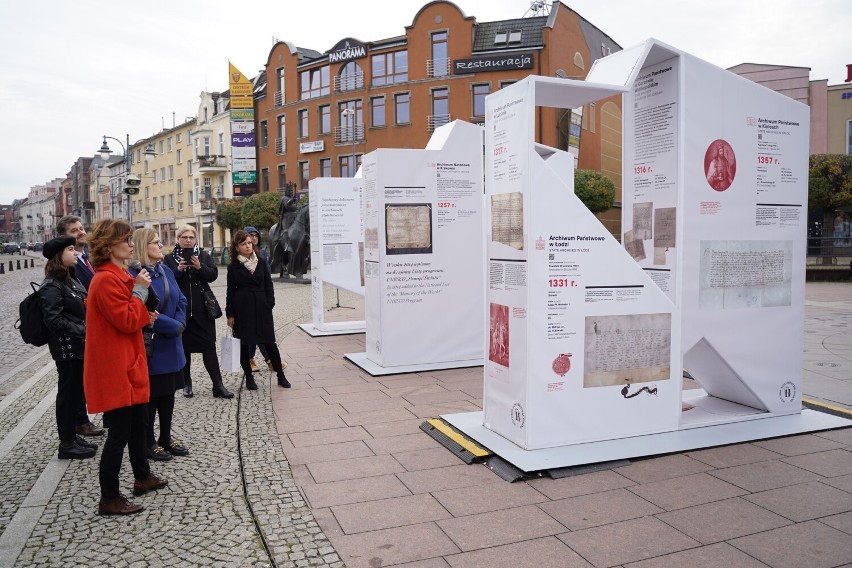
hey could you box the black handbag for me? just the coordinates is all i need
[202,287,223,319]
[142,327,155,357]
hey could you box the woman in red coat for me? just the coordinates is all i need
[83,219,167,515]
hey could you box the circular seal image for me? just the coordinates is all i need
[703,139,736,191]
[552,353,572,377]
[510,403,525,428]
[779,381,797,403]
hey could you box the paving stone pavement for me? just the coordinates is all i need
[1,255,851,567]
[0,261,345,568]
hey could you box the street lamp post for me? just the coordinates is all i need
[98,134,132,223]
[98,135,156,224]
[341,108,357,177]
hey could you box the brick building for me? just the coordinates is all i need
[255,0,624,231]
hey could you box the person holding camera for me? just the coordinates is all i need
[165,225,233,399]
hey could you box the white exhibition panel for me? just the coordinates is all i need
[483,77,680,451]
[445,410,851,473]
[361,120,485,368]
[616,39,809,417]
[308,177,366,334]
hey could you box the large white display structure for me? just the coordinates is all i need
[482,76,681,450]
[346,120,485,374]
[300,176,366,337]
[586,39,810,426]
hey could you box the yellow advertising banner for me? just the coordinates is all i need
[229,62,254,109]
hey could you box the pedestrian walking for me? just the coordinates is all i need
[226,230,290,390]
[164,225,233,399]
[129,228,188,462]
[84,219,166,516]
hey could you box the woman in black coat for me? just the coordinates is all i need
[225,230,289,390]
[164,225,233,399]
[39,236,96,459]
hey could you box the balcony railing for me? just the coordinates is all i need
[333,72,365,93]
[275,138,286,155]
[274,90,285,107]
[198,155,227,171]
[334,123,365,144]
[427,58,451,78]
[427,114,452,132]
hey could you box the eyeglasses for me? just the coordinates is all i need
[149,240,163,247]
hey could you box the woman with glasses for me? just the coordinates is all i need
[165,225,233,399]
[129,229,188,462]
[84,220,166,515]
[226,230,289,390]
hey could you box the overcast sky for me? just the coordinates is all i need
[0,0,848,204]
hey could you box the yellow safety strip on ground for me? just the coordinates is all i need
[803,398,852,418]
[426,418,490,457]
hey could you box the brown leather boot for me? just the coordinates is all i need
[132,473,168,496]
[98,494,144,515]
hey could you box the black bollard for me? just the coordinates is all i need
[8,261,12,272]
[29,259,34,268]
[16,260,21,270]
[0,262,4,274]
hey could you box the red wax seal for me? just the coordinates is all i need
[552,353,572,377]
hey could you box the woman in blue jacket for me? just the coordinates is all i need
[129,228,188,462]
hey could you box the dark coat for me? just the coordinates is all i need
[39,276,87,362]
[164,249,219,351]
[128,262,187,375]
[226,257,276,345]
[73,252,95,290]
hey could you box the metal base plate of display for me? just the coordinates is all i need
[344,352,482,377]
[442,409,851,474]
[298,323,366,337]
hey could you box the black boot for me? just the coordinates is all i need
[245,373,258,390]
[212,377,234,399]
[277,371,291,388]
[183,376,193,398]
[58,440,96,459]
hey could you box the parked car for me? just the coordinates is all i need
[26,242,34,251]
[32,242,44,252]
[4,242,20,253]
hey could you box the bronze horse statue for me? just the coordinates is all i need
[269,196,310,279]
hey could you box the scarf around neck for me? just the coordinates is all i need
[239,252,258,274]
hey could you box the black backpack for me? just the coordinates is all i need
[15,282,50,347]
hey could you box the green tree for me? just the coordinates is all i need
[215,199,244,232]
[241,191,282,230]
[809,154,852,210]
[574,169,616,214]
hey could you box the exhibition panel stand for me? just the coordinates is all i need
[442,42,848,472]
[299,176,366,337]
[587,39,810,426]
[345,120,486,376]
[481,75,681,450]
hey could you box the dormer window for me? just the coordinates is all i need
[508,30,522,44]
[494,32,507,45]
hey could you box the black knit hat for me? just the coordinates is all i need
[42,236,76,259]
